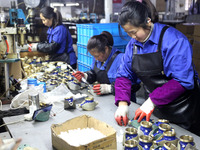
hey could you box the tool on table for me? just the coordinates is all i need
[67,64,93,96]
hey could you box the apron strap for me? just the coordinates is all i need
[157,26,169,52]
[105,51,121,72]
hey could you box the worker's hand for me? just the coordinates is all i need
[72,71,87,82]
[134,97,155,122]
[28,43,38,52]
[115,103,129,126]
[0,138,21,150]
[93,84,111,95]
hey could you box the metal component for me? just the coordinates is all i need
[67,64,93,95]
[85,96,94,101]
[124,139,138,149]
[139,135,153,143]
[179,135,194,143]
[64,96,76,109]
[141,121,152,128]
[163,142,177,149]
[78,96,98,111]
[159,123,171,132]
[28,93,40,109]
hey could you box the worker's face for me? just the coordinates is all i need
[122,22,151,42]
[89,46,110,62]
[40,13,53,27]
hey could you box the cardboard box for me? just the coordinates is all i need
[196,70,200,78]
[156,0,166,12]
[192,41,200,59]
[194,35,200,42]
[185,34,194,45]
[193,57,200,71]
[193,25,200,37]
[51,115,117,150]
[9,61,22,79]
[176,23,195,34]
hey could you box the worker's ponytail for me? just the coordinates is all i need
[101,31,114,46]
[87,31,114,53]
[53,8,62,27]
[40,6,62,28]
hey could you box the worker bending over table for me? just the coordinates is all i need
[114,0,200,136]
[73,31,124,95]
[28,6,77,69]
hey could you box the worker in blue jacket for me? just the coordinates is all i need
[73,31,124,95]
[114,0,200,136]
[29,6,77,69]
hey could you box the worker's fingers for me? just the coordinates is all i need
[72,71,83,76]
[115,116,123,126]
[93,84,100,88]
[96,92,102,95]
[134,108,142,120]
[0,138,3,145]
[93,89,101,93]
[28,48,32,52]
[74,76,82,82]
[12,139,22,150]
[146,110,153,122]
[137,113,146,122]
[76,74,83,79]
[122,115,128,126]
[72,72,78,76]
[93,86,100,90]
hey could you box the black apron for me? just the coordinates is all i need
[132,26,200,135]
[93,51,121,84]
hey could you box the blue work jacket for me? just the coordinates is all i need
[117,23,197,90]
[47,25,77,65]
[89,47,124,84]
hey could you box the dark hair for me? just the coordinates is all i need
[118,0,158,28]
[40,6,62,28]
[87,31,113,53]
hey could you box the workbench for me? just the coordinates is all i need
[2,94,200,150]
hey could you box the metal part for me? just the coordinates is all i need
[67,64,93,95]
[67,64,91,86]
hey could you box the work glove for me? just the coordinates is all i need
[134,97,155,122]
[72,71,87,82]
[93,84,111,95]
[115,105,129,126]
[0,138,21,150]
[28,43,38,52]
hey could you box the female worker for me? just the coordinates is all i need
[29,6,77,69]
[114,0,200,136]
[72,31,123,95]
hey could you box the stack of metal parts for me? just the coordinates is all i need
[123,119,197,149]
[21,56,85,92]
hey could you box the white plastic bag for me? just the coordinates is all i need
[10,85,47,109]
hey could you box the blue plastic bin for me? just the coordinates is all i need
[76,23,130,72]
[76,23,130,46]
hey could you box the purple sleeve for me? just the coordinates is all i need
[115,77,132,106]
[149,79,186,106]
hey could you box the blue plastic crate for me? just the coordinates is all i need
[77,43,93,65]
[115,44,127,53]
[78,61,91,72]
[77,42,128,69]
[76,23,130,46]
